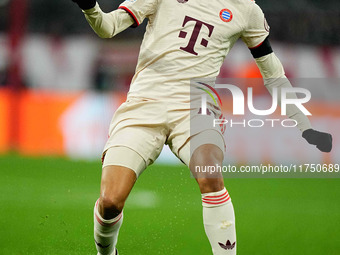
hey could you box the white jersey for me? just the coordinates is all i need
[83,0,312,132]
[118,0,269,101]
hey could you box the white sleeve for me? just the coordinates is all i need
[83,3,134,39]
[255,53,312,132]
[241,3,270,48]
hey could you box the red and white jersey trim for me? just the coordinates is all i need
[118,6,140,26]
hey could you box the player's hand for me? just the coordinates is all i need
[302,129,333,152]
[72,0,96,10]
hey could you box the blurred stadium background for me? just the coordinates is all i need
[0,0,339,254]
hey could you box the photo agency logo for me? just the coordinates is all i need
[196,82,312,128]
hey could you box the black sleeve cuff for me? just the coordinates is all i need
[249,36,273,59]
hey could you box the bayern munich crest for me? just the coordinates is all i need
[219,9,233,22]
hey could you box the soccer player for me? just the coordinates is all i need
[71,0,333,254]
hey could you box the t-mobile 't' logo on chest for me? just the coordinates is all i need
[178,16,214,56]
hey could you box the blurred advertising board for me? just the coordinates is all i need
[0,89,339,164]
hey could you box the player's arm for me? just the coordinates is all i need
[72,0,134,38]
[251,41,332,152]
[241,3,332,152]
[72,0,158,38]
[251,39,312,133]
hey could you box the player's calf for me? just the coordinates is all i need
[190,144,236,255]
[94,164,137,255]
[196,177,225,194]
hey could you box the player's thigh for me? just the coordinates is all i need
[101,146,143,200]
[100,164,137,209]
[98,146,146,219]
[103,99,168,176]
[168,101,225,166]
[176,128,226,169]
[178,130,225,193]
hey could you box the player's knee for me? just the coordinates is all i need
[190,144,224,180]
[191,144,223,167]
[100,195,125,216]
[197,177,224,194]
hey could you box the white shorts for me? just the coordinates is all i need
[102,97,225,177]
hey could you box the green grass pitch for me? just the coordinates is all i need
[0,154,339,255]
